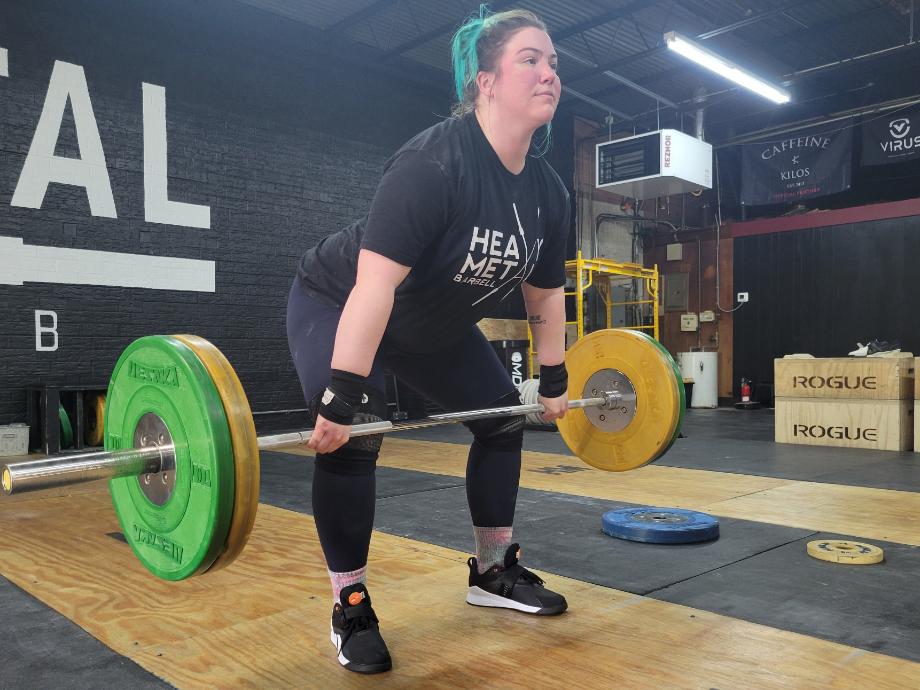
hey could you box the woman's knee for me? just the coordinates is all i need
[312,387,388,475]
[463,390,524,451]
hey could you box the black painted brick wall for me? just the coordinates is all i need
[733,215,920,397]
[0,0,452,430]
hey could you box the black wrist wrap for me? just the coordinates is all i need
[538,362,568,398]
[318,369,368,425]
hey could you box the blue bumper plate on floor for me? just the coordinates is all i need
[602,507,720,544]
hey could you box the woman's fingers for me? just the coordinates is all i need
[308,416,352,454]
[538,393,569,422]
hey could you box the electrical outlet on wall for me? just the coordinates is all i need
[680,313,699,331]
[737,292,749,303]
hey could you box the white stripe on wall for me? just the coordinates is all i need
[0,236,215,292]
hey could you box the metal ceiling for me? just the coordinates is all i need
[232,0,920,142]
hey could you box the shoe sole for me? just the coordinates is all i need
[466,586,567,615]
[330,628,392,674]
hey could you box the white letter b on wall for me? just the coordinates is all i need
[35,310,58,352]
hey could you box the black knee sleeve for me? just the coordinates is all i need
[311,386,388,476]
[464,390,524,451]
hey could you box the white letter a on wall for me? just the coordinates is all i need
[143,83,210,229]
[11,61,117,217]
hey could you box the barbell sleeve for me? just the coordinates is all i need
[2,446,172,495]
[2,394,616,495]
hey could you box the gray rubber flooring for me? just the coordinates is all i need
[394,408,920,492]
[0,577,171,689]
[257,450,920,663]
[653,532,920,659]
[261,451,809,596]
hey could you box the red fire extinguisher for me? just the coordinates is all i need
[741,378,752,403]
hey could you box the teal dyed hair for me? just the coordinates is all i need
[450,6,489,109]
[449,6,548,117]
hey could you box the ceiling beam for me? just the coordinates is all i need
[552,0,667,42]
[378,0,518,60]
[579,3,891,110]
[564,0,839,87]
[325,0,399,34]
[377,0,663,62]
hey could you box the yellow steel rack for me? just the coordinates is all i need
[527,251,660,375]
[566,251,659,341]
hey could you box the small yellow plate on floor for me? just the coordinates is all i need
[807,540,884,565]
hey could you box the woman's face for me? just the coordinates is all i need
[483,26,560,130]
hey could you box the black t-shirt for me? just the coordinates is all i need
[297,113,570,354]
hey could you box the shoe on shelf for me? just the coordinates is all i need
[867,341,909,357]
[330,583,392,674]
[866,339,901,356]
[848,342,868,357]
[466,543,567,616]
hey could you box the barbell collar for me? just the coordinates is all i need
[2,394,616,495]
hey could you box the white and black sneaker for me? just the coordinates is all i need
[330,583,392,674]
[466,543,567,616]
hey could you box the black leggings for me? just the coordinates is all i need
[286,277,523,572]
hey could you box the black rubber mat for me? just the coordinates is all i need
[257,450,920,662]
[372,484,813,596]
[390,410,920,492]
[662,437,920,491]
[0,576,171,689]
[261,451,809,595]
[259,451,463,511]
[652,532,920,662]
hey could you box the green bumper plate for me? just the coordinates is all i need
[59,404,73,449]
[105,335,235,580]
[643,333,685,459]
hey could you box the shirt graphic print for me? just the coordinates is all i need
[454,203,543,307]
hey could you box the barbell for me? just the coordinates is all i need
[1,328,683,581]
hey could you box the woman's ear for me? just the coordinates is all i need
[476,70,495,98]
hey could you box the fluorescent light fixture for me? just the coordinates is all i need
[664,31,790,104]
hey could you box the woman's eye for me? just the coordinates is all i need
[525,57,537,65]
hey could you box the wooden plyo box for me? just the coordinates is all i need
[477,318,529,342]
[774,356,915,451]
[774,357,915,400]
[775,398,913,451]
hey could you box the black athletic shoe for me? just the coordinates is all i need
[867,339,901,355]
[330,583,392,674]
[466,543,568,615]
